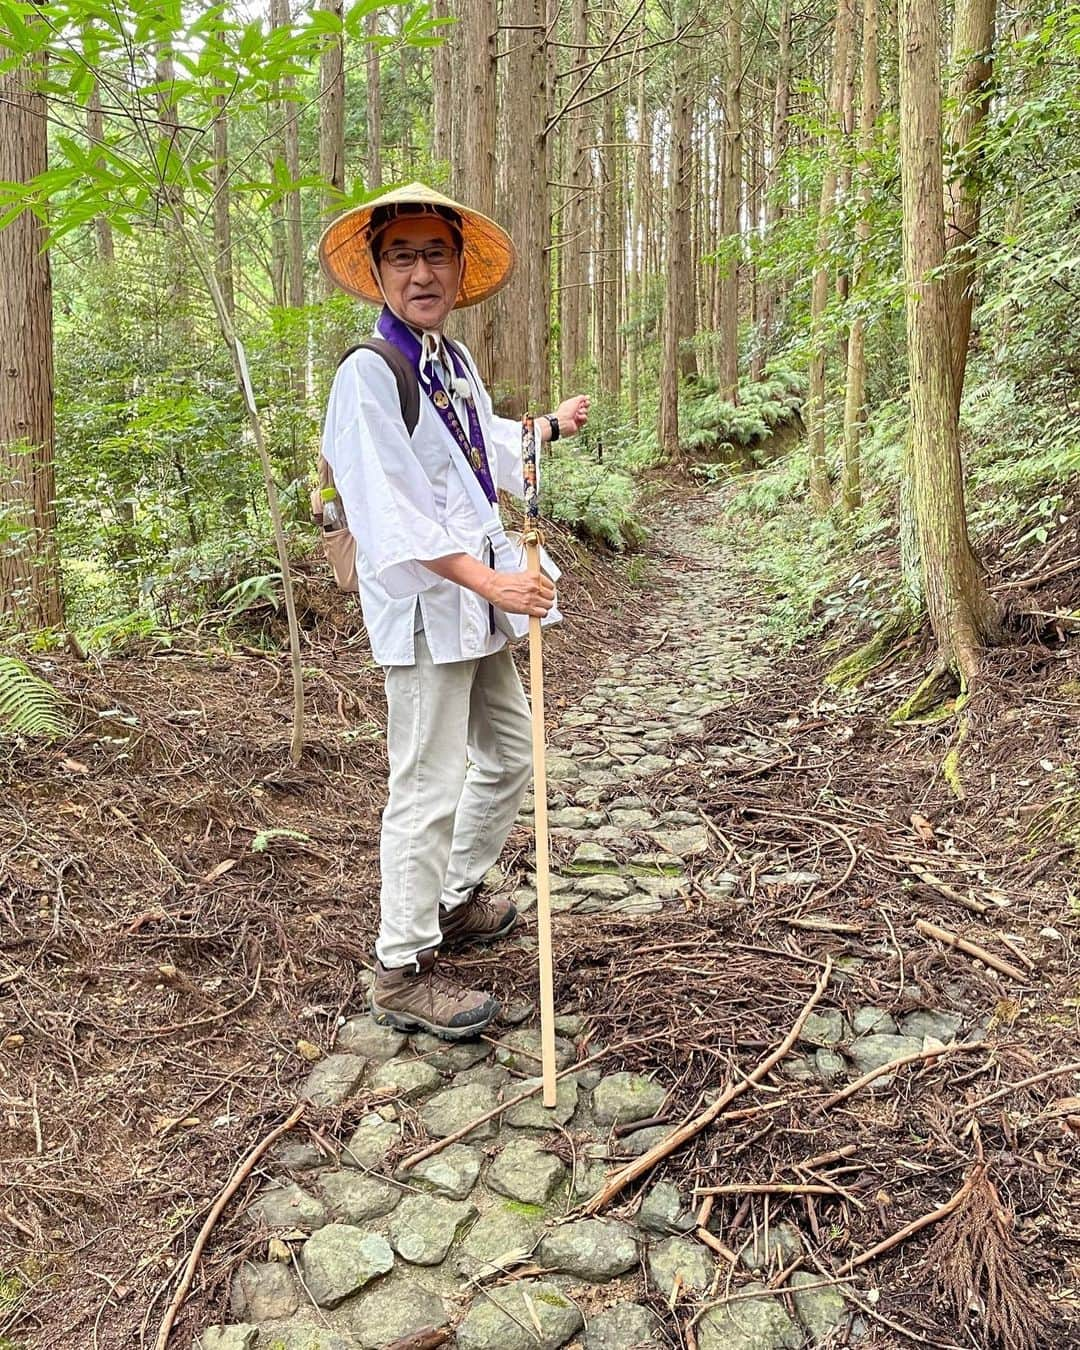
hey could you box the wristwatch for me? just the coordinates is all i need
[545,414,561,443]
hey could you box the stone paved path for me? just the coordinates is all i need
[196,502,978,1350]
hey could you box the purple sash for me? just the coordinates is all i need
[375,307,497,506]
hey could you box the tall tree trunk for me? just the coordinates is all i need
[494,0,550,414]
[86,80,114,263]
[627,61,647,424]
[807,0,856,515]
[210,45,235,321]
[0,52,61,627]
[366,9,382,190]
[319,0,346,289]
[432,0,453,169]
[841,0,881,511]
[944,0,996,420]
[451,0,497,382]
[659,1,694,458]
[899,0,999,680]
[718,0,741,401]
[560,0,592,387]
[759,0,792,365]
[280,4,303,315]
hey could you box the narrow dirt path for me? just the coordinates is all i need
[195,496,1069,1350]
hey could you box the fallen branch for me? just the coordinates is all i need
[399,1041,627,1171]
[915,919,1028,983]
[841,1170,976,1273]
[819,1042,988,1111]
[906,862,990,916]
[694,1227,737,1262]
[153,1100,306,1350]
[581,959,832,1216]
[962,1060,1080,1114]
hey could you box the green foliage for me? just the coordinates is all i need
[682,369,806,462]
[0,657,71,740]
[541,450,646,552]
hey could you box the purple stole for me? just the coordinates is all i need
[375,307,498,506]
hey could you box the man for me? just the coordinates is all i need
[318,183,589,1040]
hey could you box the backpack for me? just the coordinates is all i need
[312,339,422,593]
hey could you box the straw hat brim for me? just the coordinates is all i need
[318,181,516,309]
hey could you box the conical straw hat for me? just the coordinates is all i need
[318,181,516,309]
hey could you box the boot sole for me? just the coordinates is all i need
[369,998,498,1042]
[439,912,517,950]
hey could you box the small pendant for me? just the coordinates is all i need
[470,447,483,470]
[433,390,449,410]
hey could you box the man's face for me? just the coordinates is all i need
[374,216,461,331]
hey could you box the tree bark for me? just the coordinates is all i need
[432,0,453,169]
[807,0,856,515]
[899,0,999,680]
[210,46,235,321]
[86,80,114,264]
[493,0,550,414]
[0,51,61,627]
[717,0,742,400]
[758,0,792,363]
[659,1,694,457]
[366,9,383,190]
[559,0,591,387]
[451,0,497,383]
[944,0,996,420]
[841,0,881,511]
[319,0,345,284]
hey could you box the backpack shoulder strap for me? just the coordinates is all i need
[337,338,420,436]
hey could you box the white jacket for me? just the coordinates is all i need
[320,342,529,667]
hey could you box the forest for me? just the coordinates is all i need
[1,0,1078,1348]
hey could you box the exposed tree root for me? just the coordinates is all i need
[891,662,965,723]
[826,606,923,690]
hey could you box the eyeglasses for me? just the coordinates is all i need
[380,244,460,270]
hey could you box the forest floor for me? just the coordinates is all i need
[1,485,1078,1350]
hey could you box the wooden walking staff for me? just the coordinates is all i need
[521,413,558,1108]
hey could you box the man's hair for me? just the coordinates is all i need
[367,202,464,261]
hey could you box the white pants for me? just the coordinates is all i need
[377,632,533,969]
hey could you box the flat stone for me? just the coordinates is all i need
[248,1181,327,1232]
[637,875,689,899]
[698,1282,802,1349]
[370,1056,443,1100]
[566,842,619,875]
[627,852,683,876]
[487,1137,567,1204]
[317,1169,401,1223]
[336,1017,407,1063]
[646,1235,713,1295]
[230,1260,300,1320]
[799,1010,848,1048]
[388,1194,477,1265]
[554,1013,586,1037]
[456,1280,583,1350]
[759,870,821,887]
[495,1026,576,1073]
[457,1202,545,1277]
[420,1082,499,1141]
[343,1114,400,1169]
[549,806,597,829]
[298,1224,394,1307]
[612,1124,671,1156]
[300,1052,367,1107]
[195,1327,258,1350]
[634,755,673,775]
[608,809,657,829]
[846,1033,923,1077]
[456,1063,511,1090]
[740,1221,804,1273]
[651,826,710,857]
[405,1142,482,1200]
[410,1032,491,1072]
[343,1269,449,1349]
[253,1322,357,1350]
[505,1075,579,1128]
[575,874,633,900]
[815,1048,847,1083]
[790,1267,851,1339]
[537,1218,638,1281]
[570,1160,609,1204]
[593,1072,667,1126]
[583,1302,663,1349]
[638,1181,695,1235]
[273,1138,326,1172]
[900,1009,962,1041]
[851,1006,898,1036]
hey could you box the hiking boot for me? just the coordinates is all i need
[439,887,517,949]
[369,948,498,1041]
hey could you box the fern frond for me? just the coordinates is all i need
[0,656,71,740]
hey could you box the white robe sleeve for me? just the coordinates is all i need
[453,342,525,497]
[322,349,460,600]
